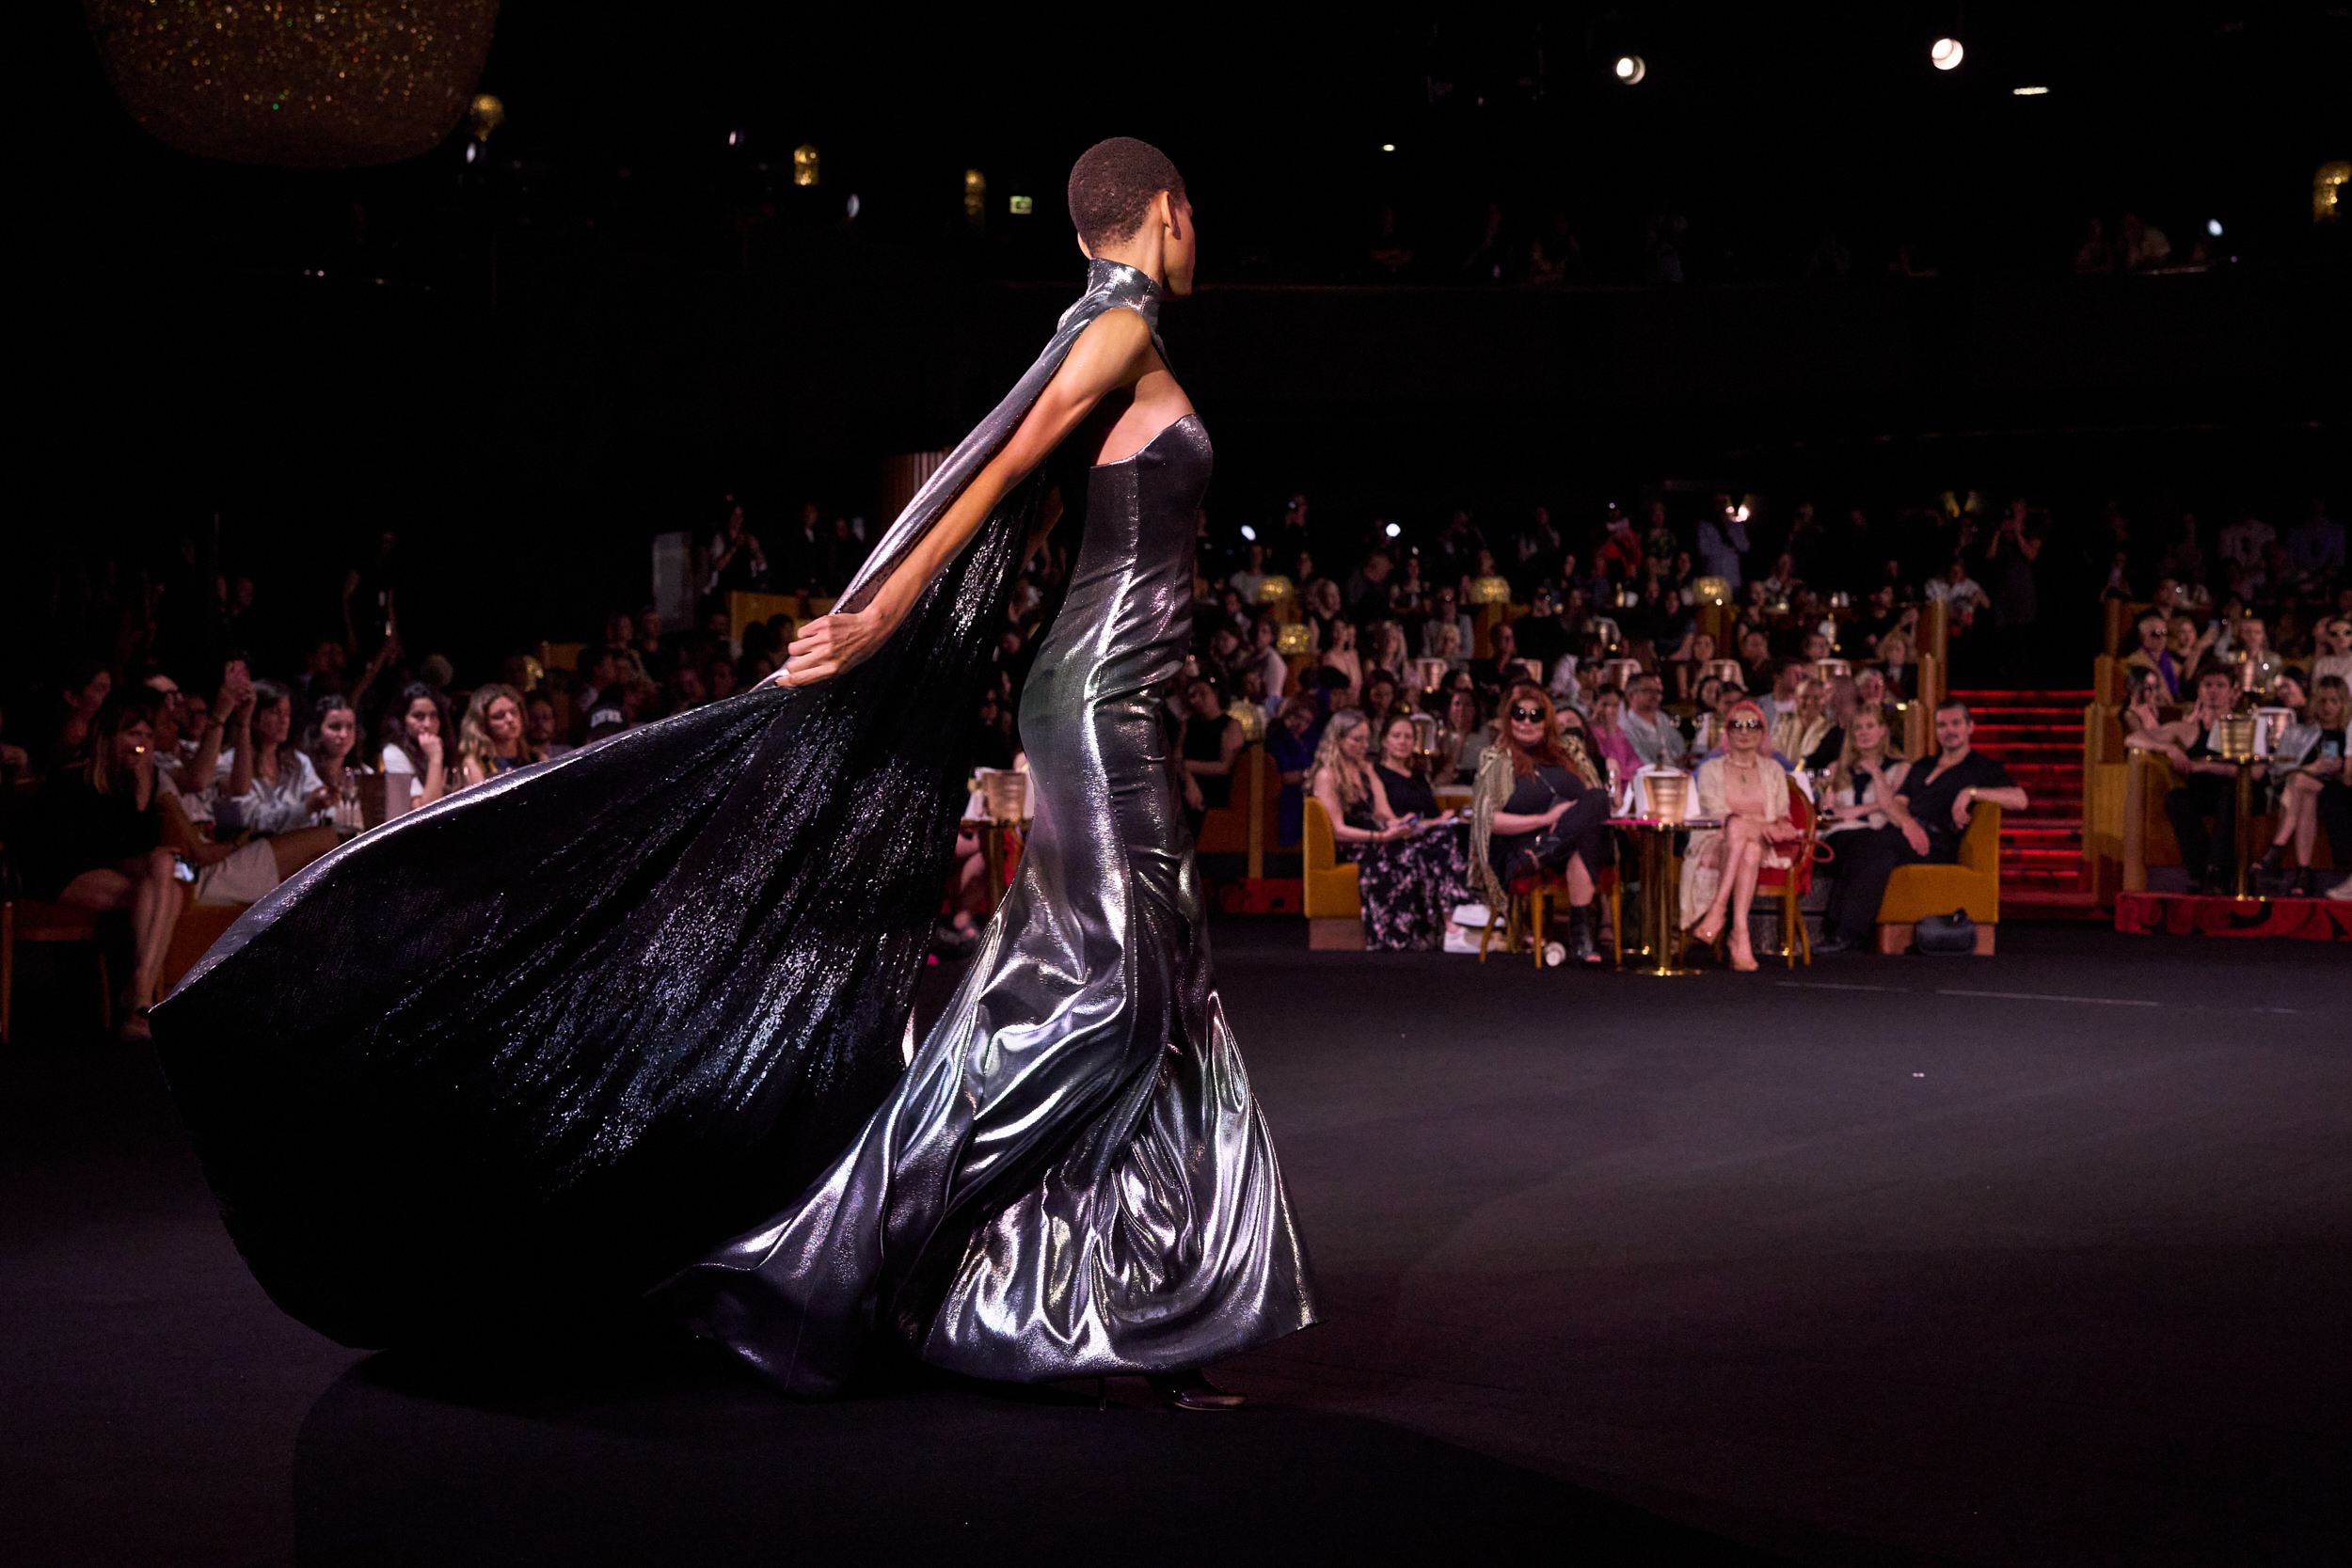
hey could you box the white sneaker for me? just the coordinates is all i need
[1443,925,1482,955]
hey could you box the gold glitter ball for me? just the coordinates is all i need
[85,0,501,168]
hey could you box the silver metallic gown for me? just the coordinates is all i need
[669,408,1320,1392]
[152,259,1316,1390]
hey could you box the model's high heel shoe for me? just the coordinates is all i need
[1690,911,1725,949]
[1145,1369,1247,1411]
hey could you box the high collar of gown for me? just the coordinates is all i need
[1070,258,1163,331]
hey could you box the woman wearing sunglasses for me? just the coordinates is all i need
[1680,699,1801,971]
[1470,685,1613,964]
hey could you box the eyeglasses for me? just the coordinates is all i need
[1509,706,1545,722]
[1727,719,1764,732]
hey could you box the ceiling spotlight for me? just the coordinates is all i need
[2012,86,2049,96]
[2207,218,2223,236]
[1240,525,1257,542]
[1931,38,1964,70]
[845,193,860,218]
[1384,522,1402,538]
[727,129,741,147]
[1380,142,1396,152]
[1614,55,1645,85]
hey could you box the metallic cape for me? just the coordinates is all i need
[664,415,1319,1391]
[150,259,1318,1382]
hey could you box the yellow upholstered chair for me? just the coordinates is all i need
[1874,804,2001,954]
[1301,797,1363,949]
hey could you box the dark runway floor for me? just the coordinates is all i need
[5,923,2346,1566]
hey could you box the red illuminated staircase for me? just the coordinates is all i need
[1947,689,2103,915]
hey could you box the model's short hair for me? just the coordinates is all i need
[1935,695,1972,718]
[1068,137,1184,249]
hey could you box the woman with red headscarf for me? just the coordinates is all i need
[1470,683,1613,964]
[1680,699,1800,970]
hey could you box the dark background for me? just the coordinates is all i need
[11,0,2346,680]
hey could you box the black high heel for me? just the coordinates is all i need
[1145,1369,1247,1411]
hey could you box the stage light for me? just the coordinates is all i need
[469,95,504,142]
[1380,143,1396,152]
[2207,218,2223,237]
[1931,38,1964,71]
[1240,525,1257,542]
[727,129,741,147]
[793,144,818,185]
[1385,522,1402,538]
[2012,86,2049,96]
[846,194,861,219]
[465,143,477,165]
[1613,55,1645,85]
[964,168,987,223]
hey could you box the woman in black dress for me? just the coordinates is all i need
[1470,684,1614,965]
[1177,674,1243,836]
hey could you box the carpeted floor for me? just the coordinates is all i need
[4,923,2345,1566]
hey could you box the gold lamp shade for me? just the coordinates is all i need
[2217,714,2258,763]
[962,167,986,222]
[1277,623,1312,656]
[980,768,1030,823]
[85,0,500,167]
[1812,658,1853,683]
[1692,576,1732,607]
[793,144,819,186]
[1408,711,1439,755]
[1647,770,1690,825]
[1255,575,1295,604]
[1232,703,1265,742]
[2318,160,2349,224]
[467,90,502,140]
[1600,657,1644,691]
[1703,658,1746,689]
[1468,575,1512,606]
[1590,617,1623,650]
[1414,657,1448,692]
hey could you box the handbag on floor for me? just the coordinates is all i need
[1912,910,1978,955]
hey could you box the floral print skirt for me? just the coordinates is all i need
[1344,826,1472,951]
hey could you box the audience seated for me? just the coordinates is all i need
[379,681,452,814]
[2255,673,2349,895]
[1310,710,1466,951]
[457,683,538,786]
[1819,706,1907,839]
[1820,698,2026,950]
[1471,684,1613,965]
[2125,669,2246,895]
[1266,695,1323,846]
[2120,668,2169,737]
[25,695,177,1038]
[1178,676,1244,837]
[1680,700,1800,971]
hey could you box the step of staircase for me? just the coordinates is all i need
[1947,688,2095,901]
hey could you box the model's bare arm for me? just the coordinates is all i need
[779,311,1154,688]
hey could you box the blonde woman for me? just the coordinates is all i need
[1820,705,1906,837]
[1365,620,1409,689]
[458,683,537,787]
[1311,709,1460,950]
[1679,700,1800,971]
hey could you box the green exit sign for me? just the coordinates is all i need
[1008,195,1033,215]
